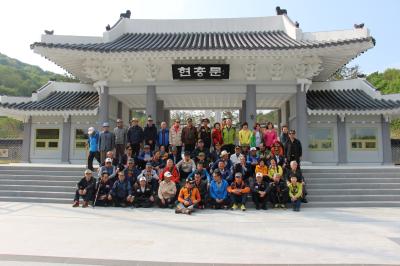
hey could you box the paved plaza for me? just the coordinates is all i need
[0,202,399,265]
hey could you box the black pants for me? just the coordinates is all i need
[222,144,235,155]
[252,192,267,208]
[134,197,153,208]
[269,190,289,205]
[157,197,175,208]
[87,151,101,171]
[115,144,125,164]
[74,189,94,202]
[184,144,195,153]
[176,146,183,162]
[130,143,141,156]
[94,195,110,207]
[209,197,230,209]
[230,193,247,205]
[145,140,156,151]
[112,196,131,207]
[179,170,191,182]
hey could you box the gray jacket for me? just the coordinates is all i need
[99,131,115,152]
[114,127,127,145]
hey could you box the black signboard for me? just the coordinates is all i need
[172,64,229,80]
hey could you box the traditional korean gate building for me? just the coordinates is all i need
[1,12,400,164]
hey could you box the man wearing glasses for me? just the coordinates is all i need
[284,129,302,167]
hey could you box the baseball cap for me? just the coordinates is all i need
[128,158,135,164]
[84,169,92,174]
[256,172,263,178]
[164,171,172,178]
[102,122,109,127]
[87,127,95,134]
[139,176,146,182]
[105,158,112,163]
[250,147,257,151]
[220,150,229,157]
[234,172,243,178]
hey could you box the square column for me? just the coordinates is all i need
[156,100,164,126]
[246,84,256,129]
[240,100,246,124]
[21,116,32,163]
[295,85,309,161]
[146,85,157,122]
[337,115,347,164]
[98,85,109,125]
[61,115,71,164]
[381,115,393,164]
[164,109,171,127]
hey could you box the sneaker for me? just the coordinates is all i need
[231,203,238,210]
[280,204,287,209]
[273,204,279,209]
[72,201,79,208]
[261,205,267,210]
[240,204,246,211]
[223,205,229,210]
[256,206,260,210]
[175,209,181,214]
[82,201,89,208]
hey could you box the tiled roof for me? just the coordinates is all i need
[307,89,400,111]
[31,31,374,52]
[0,91,98,111]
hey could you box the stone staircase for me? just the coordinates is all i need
[303,167,400,207]
[0,165,399,207]
[0,165,83,204]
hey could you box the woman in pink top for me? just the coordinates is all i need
[263,122,277,149]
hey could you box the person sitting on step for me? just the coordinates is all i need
[93,170,113,207]
[175,178,201,215]
[251,172,269,210]
[284,160,308,203]
[108,171,133,207]
[157,171,177,208]
[267,173,289,209]
[288,175,303,212]
[208,169,230,209]
[73,169,96,208]
[133,176,155,208]
[227,172,250,211]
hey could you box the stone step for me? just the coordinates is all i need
[303,201,400,208]
[0,196,71,204]
[307,183,400,189]
[0,184,75,192]
[302,168,400,174]
[308,188,400,195]
[0,170,85,177]
[0,179,77,186]
[305,178,400,184]
[305,172,400,178]
[0,165,86,171]
[0,174,81,181]
[0,190,72,199]
[307,195,400,202]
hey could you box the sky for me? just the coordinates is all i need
[0,0,399,75]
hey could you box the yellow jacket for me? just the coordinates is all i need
[238,129,252,146]
[268,165,283,180]
[288,183,303,199]
[255,165,268,177]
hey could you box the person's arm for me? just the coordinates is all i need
[109,167,117,179]
[209,183,217,199]
[157,182,164,200]
[204,170,211,183]
[194,189,201,203]
[177,189,184,203]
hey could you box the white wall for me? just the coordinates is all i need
[308,115,338,164]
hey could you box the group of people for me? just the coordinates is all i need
[73,116,307,214]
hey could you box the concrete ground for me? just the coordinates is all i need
[0,202,400,265]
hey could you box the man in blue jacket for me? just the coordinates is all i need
[157,121,169,151]
[209,169,230,209]
[87,127,100,171]
[108,171,133,207]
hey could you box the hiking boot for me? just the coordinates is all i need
[223,205,229,210]
[82,201,89,208]
[273,204,279,209]
[261,205,267,210]
[240,204,246,211]
[72,201,79,208]
[231,203,238,210]
[175,208,182,214]
[280,204,287,209]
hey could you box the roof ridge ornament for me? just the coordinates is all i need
[276,6,287,15]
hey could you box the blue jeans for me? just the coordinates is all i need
[292,199,301,210]
[230,193,247,205]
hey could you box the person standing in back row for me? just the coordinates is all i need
[127,118,143,156]
[222,118,236,155]
[285,129,302,166]
[87,127,101,171]
[181,118,197,153]
[99,122,115,164]
[169,119,183,162]
[143,116,158,151]
[113,119,127,164]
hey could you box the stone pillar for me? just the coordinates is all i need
[215,110,222,122]
[277,109,282,133]
[156,100,164,126]
[295,85,309,161]
[240,100,246,124]
[21,116,32,163]
[337,115,347,164]
[381,115,393,164]
[280,103,287,126]
[146,85,157,122]
[286,100,291,128]
[98,85,109,125]
[117,101,123,119]
[164,109,171,127]
[246,84,257,129]
[61,115,71,164]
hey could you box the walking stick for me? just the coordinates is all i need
[93,180,102,208]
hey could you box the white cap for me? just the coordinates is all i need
[105,158,113,163]
[220,150,229,157]
[87,127,95,134]
[250,147,257,151]
[84,169,92,174]
[164,171,172,178]
[139,176,147,182]
[256,172,263,178]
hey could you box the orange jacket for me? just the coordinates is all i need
[255,165,269,176]
[227,180,250,194]
[178,187,201,204]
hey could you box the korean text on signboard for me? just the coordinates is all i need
[172,64,229,80]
